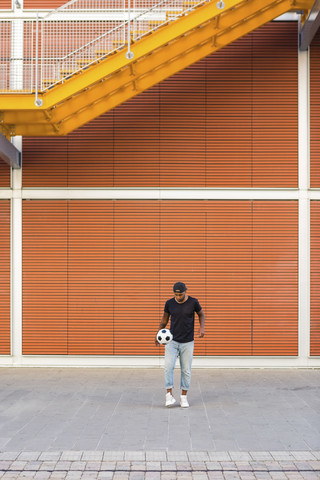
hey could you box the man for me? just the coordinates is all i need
[155,281,205,408]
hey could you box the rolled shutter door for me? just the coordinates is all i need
[0,200,10,354]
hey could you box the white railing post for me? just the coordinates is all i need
[126,0,134,59]
[34,12,43,106]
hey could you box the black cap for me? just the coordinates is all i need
[173,282,187,293]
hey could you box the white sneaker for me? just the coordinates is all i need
[180,395,189,408]
[165,392,176,407]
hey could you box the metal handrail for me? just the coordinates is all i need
[58,0,183,64]
[0,0,206,95]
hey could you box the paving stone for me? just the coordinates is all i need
[234,463,253,472]
[188,454,209,462]
[97,473,113,479]
[167,453,188,462]
[249,453,273,462]
[23,462,42,471]
[84,462,101,471]
[0,454,19,462]
[38,454,61,462]
[270,453,295,461]
[82,453,104,462]
[208,454,231,462]
[125,453,146,462]
[116,462,131,471]
[39,462,57,471]
[131,463,147,471]
[207,473,224,480]
[161,463,177,472]
[53,462,71,471]
[60,453,83,462]
[159,474,176,480]
[204,463,221,471]
[112,474,130,480]
[69,462,86,471]
[191,462,207,472]
[145,473,161,480]
[34,472,51,480]
[0,461,12,470]
[100,462,116,471]
[291,453,316,461]
[175,463,192,472]
[129,472,145,480]
[103,453,125,462]
[145,454,166,462]
[229,454,252,462]
[146,462,161,471]
[220,463,237,471]
[8,461,27,470]
[18,453,41,462]
[49,474,67,479]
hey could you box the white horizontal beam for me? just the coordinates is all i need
[0,355,319,368]
[20,188,301,200]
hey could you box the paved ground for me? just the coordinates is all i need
[0,368,319,479]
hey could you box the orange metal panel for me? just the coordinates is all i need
[310,201,320,356]
[24,0,68,8]
[0,159,10,187]
[21,199,299,356]
[114,201,161,355]
[160,201,206,355]
[252,201,298,355]
[0,200,10,355]
[252,23,298,188]
[68,201,114,354]
[159,63,206,188]
[22,200,68,354]
[114,88,160,187]
[21,23,298,189]
[310,30,320,188]
[206,201,252,355]
[23,137,68,187]
[0,1,11,8]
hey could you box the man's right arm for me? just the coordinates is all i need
[155,311,170,345]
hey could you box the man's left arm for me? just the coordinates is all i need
[197,309,205,338]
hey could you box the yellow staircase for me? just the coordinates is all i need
[0,0,314,137]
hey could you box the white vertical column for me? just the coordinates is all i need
[11,136,22,363]
[298,47,310,363]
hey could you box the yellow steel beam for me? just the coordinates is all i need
[0,0,314,136]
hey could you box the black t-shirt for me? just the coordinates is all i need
[164,296,202,343]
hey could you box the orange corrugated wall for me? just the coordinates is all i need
[22,23,298,189]
[24,0,66,8]
[0,200,10,355]
[0,160,10,187]
[310,201,320,356]
[252,201,298,355]
[23,201,68,354]
[310,30,320,187]
[22,200,298,356]
[0,1,11,8]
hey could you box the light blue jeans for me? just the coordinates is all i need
[164,340,194,391]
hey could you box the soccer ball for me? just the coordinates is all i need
[157,329,173,345]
